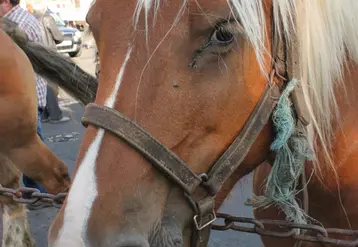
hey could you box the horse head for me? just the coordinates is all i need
[48,0,351,246]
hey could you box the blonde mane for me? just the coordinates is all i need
[134,0,358,169]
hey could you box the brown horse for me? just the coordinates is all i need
[0,18,97,247]
[0,29,71,247]
[28,0,357,247]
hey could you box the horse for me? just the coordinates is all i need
[4,0,358,246]
[0,18,97,246]
[0,28,70,247]
[44,0,358,246]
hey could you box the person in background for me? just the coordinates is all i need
[0,0,47,193]
[27,1,71,124]
[66,20,73,28]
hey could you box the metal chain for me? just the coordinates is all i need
[0,184,67,209]
[212,213,358,247]
[1,184,357,246]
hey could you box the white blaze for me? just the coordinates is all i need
[54,45,133,246]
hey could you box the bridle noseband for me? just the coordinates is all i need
[81,81,280,246]
[81,7,309,247]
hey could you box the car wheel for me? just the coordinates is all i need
[69,49,82,57]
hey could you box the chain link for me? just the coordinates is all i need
[0,184,67,209]
[0,184,357,246]
[212,213,358,246]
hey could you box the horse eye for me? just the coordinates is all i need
[189,22,237,68]
[211,26,234,44]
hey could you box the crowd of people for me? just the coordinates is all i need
[0,0,71,204]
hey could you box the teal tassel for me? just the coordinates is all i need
[252,79,314,228]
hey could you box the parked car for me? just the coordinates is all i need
[49,11,83,57]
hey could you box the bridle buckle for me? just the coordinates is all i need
[193,211,217,230]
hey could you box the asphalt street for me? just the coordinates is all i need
[24,47,263,247]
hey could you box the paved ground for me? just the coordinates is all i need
[24,46,263,247]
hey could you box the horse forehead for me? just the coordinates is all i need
[192,0,230,12]
[94,0,231,20]
[88,0,233,40]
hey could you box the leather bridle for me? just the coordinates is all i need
[81,6,310,247]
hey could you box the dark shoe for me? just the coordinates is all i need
[41,118,50,123]
[49,116,70,124]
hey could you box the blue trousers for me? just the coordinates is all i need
[22,110,47,193]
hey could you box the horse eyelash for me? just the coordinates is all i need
[189,24,236,69]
